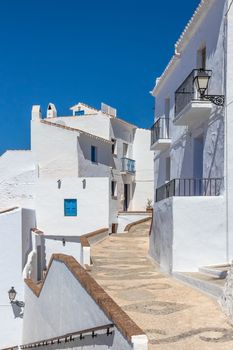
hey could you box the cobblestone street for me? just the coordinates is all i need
[90,221,233,350]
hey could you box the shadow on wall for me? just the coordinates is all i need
[11,301,24,319]
[24,331,115,349]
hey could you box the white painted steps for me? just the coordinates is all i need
[173,271,225,298]
[198,264,230,279]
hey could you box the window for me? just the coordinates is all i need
[123,143,128,157]
[165,157,171,182]
[111,181,117,198]
[111,138,117,155]
[91,145,97,163]
[64,199,77,216]
[75,110,85,116]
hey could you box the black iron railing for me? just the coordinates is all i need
[175,69,212,117]
[121,157,135,173]
[151,117,170,146]
[156,178,223,202]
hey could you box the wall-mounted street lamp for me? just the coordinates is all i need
[8,286,25,308]
[194,69,224,106]
[8,286,17,302]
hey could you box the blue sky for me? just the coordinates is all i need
[0,0,200,154]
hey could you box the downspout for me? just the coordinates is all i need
[224,0,233,263]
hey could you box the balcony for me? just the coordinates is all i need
[151,117,171,151]
[121,157,135,174]
[174,69,213,126]
[155,178,223,202]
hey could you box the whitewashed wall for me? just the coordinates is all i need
[49,113,111,141]
[153,0,226,189]
[110,118,135,212]
[77,134,111,178]
[150,0,229,271]
[132,128,154,210]
[0,151,36,210]
[0,208,36,348]
[225,0,233,262]
[150,196,226,273]
[22,260,134,350]
[43,237,81,266]
[31,120,79,178]
[35,177,109,236]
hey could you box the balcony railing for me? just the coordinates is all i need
[151,117,170,146]
[121,157,135,174]
[175,69,212,117]
[156,178,223,202]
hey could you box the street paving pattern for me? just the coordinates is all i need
[90,221,233,349]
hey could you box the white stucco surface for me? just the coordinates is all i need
[132,129,154,211]
[150,196,226,273]
[35,177,109,236]
[0,207,36,348]
[0,151,36,210]
[150,0,230,272]
[22,260,134,349]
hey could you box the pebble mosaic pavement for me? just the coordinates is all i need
[90,221,233,350]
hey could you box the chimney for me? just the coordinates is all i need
[31,105,42,121]
[47,103,57,118]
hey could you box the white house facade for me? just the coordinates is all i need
[149,0,233,273]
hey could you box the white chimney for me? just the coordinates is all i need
[47,103,57,118]
[31,105,42,121]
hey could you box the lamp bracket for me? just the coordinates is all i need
[203,95,225,106]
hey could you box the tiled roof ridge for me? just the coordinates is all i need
[175,0,211,51]
[25,253,145,341]
[31,228,44,235]
[152,0,213,95]
[0,207,19,214]
[40,119,112,144]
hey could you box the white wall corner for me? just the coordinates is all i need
[31,105,42,121]
[131,334,148,350]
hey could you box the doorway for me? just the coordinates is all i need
[124,184,130,211]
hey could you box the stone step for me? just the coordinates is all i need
[173,271,225,298]
[198,264,230,279]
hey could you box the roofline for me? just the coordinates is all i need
[151,0,214,96]
[40,119,112,144]
[70,102,99,112]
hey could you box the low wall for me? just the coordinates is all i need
[150,196,227,272]
[117,212,152,233]
[23,254,148,349]
[80,228,109,266]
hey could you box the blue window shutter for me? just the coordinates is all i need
[64,199,77,216]
[76,110,85,116]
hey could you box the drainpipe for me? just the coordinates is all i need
[224,0,233,263]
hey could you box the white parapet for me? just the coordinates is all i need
[131,335,148,350]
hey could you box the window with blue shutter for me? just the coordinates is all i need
[64,199,77,216]
[91,145,97,163]
[75,110,85,116]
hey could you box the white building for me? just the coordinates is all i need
[150,0,233,273]
[31,102,153,238]
[0,101,153,348]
